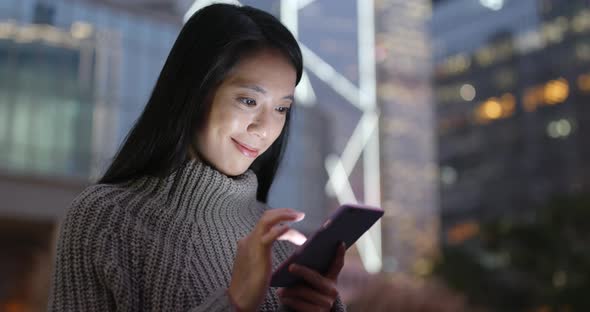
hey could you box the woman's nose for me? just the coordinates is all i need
[248,111,270,139]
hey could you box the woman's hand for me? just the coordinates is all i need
[277,242,346,311]
[228,208,306,312]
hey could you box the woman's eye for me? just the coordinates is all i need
[276,107,291,114]
[239,98,256,106]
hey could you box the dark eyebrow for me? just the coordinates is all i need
[236,84,294,102]
[238,84,266,94]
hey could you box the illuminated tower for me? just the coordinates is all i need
[375,0,439,274]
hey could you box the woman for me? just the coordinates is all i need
[48,3,346,312]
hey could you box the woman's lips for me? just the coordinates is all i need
[232,138,259,158]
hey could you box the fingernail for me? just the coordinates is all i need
[293,212,305,221]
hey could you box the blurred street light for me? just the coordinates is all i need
[480,0,504,11]
[459,84,476,101]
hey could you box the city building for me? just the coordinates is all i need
[0,1,181,309]
[432,0,590,244]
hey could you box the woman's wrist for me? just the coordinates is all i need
[226,288,246,312]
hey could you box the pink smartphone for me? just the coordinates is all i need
[270,204,384,287]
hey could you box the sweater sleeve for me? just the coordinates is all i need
[48,187,121,311]
[332,296,347,311]
[48,187,241,312]
[186,289,236,312]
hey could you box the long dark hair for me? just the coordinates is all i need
[98,4,303,202]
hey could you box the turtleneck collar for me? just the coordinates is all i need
[129,159,260,218]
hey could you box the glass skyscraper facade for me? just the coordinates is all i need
[0,0,180,179]
[433,0,590,241]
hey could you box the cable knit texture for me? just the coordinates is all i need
[48,159,346,311]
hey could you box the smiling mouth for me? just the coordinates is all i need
[231,138,259,158]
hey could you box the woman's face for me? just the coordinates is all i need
[194,48,297,176]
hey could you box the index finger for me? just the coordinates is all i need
[288,264,337,297]
[258,208,305,232]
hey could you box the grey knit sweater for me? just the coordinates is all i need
[48,159,345,311]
